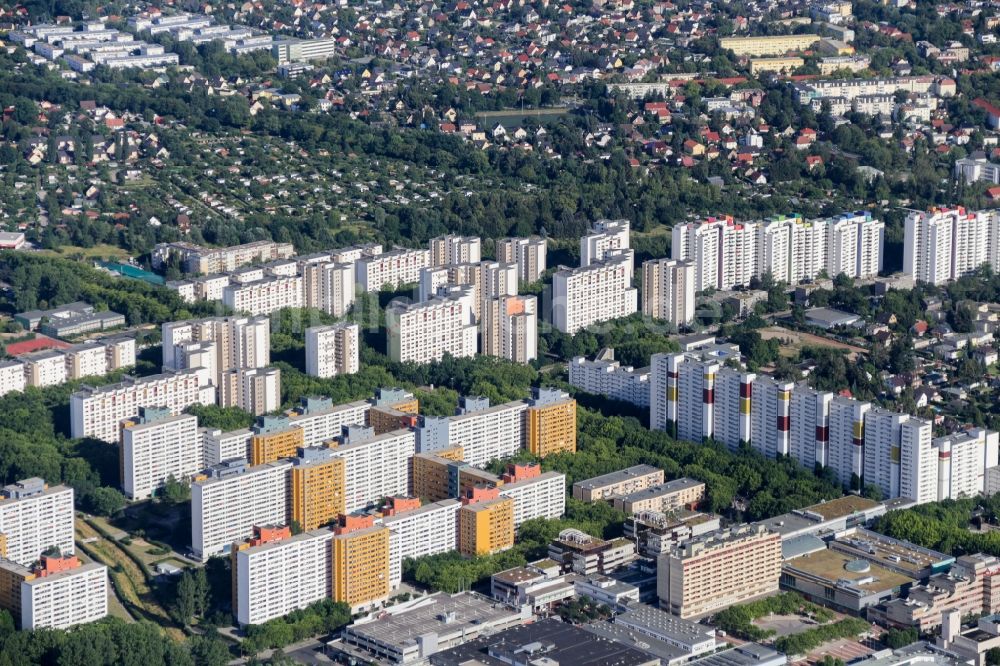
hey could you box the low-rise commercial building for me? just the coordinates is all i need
[333,592,531,665]
[625,510,722,558]
[548,528,637,575]
[780,546,915,613]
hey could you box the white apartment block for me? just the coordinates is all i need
[356,248,430,292]
[152,240,294,275]
[191,459,292,560]
[863,409,913,500]
[900,428,999,504]
[672,216,757,292]
[827,397,870,487]
[569,349,650,408]
[201,427,252,467]
[713,368,755,451]
[419,262,518,318]
[380,499,461,588]
[792,75,940,111]
[955,156,1000,186]
[328,243,384,265]
[22,351,68,388]
[70,369,213,442]
[430,235,481,266]
[20,561,108,630]
[748,375,793,459]
[162,316,270,385]
[0,360,26,397]
[222,275,303,316]
[234,528,333,626]
[478,261,520,303]
[418,266,450,302]
[287,397,371,448]
[903,208,999,285]
[386,290,477,364]
[102,336,136,371]
[899,419,938,504]
[498,472,566,530]
[758,215,827,284]
[642,258,696,326]
[649,345,741,439]
[301,261,355,317]
[331,429,416,513]
[0,480,75,567]
[936,429,998,501]
[498,236,547,283]
[581,219,630,267]
[789,385,832,472]
[552,250,637,334]
[63,343,108,380]
[219,367,281,416]
[673,212,884,292]
[449,399,528,467]
[120,409,201,500]
[481,295,537,363]
[305,323,360,378]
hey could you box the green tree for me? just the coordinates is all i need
[173,571,199,626]
[187,635,231,666]
[883,627,919,650]
[84,487,125,517]
[160,474,190,505]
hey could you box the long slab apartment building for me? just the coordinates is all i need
[670,212,884,293]
[903,207,1000,285]
[649,342,1000,504]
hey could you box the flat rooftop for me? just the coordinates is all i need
[618,478,704,503]
[783,548,914,592]
[573,465,662,490]
[687,644,786,666]
[615,603,715,645]
[802,495,881,521]
[492,567,543,585]
[584,621,687,663]
[831,528,953,577]
[345,592,521,648]
[856,641,973,666]
[429,617,658,666]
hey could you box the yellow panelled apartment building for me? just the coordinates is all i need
[290,448,346,531]
[526,388,577,458]
[249,415,305,466]
[720,34,820,57]
[332,515,390,612]
[458,487,515,556]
